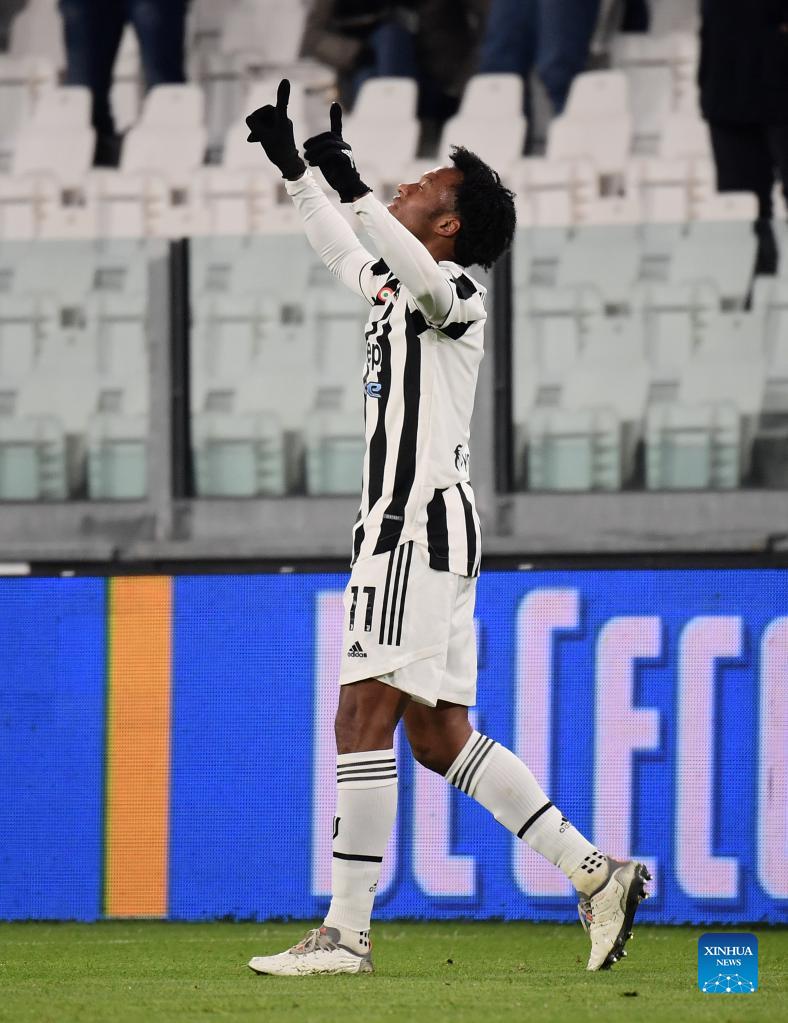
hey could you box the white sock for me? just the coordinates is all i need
[445,731,608,896]
[323,748,397,948]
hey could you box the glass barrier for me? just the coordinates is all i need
[0,238,154,500]
[511,223,788,491]
[189,234,368,497]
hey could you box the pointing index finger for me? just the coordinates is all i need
[276,78,290,113]
[329,101,343,137]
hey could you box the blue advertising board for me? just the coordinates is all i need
[0,568,786,923]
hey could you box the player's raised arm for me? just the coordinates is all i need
[246,80,376,302]
[303,104,455,326]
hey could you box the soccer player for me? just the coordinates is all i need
[245,80,650,977]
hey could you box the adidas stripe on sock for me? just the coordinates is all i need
[324,748,398,936]
[445,731,608,895]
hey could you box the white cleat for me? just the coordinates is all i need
[578,859,651,971]
[248,926,373,976]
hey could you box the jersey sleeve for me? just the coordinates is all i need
[351,191,454,323]
[431,268,487,340]
[285,169,376,301]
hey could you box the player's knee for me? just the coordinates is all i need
[410,739,450,775]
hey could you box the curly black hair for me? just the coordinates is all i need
[448,146,517,270]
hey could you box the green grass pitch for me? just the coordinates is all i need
[1,921,785,1022]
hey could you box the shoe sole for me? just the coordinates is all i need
[599,862,651,971]
[247,957,373,976]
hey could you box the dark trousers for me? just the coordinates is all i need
[59,0,186,136]
[478,0,601,113]
[709,120,788,221]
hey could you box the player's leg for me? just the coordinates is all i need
[405,571,649,971]
[248,676,407,976]
[405,700,650,970]
[405,699,613,894]
[250,542,451,976]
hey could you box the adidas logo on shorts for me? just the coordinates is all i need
[347,641,367,658]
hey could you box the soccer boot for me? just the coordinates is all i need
[248,926,373,976]
[577,859,651,971]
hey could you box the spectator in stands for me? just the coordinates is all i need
[58,0,188,166]
[477,0,601,114]
[699,0,788,275]
[302,1,487,149]
[301,0,391,108]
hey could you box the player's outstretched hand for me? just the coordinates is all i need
[245,78,305,181]
[303,103,371,203]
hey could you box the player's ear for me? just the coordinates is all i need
[435,212,461,239]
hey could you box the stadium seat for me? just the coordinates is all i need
[547,72,632,185]
[8,0,65,70]
[528,407,622,491]
[633,282,718,401]
[0,174,58,238]
[192,410,286,496]
[87,414,148,499]
[675,315,766,478]
[122,84,207,188]
[344,78,420,188]
[189,78,304,233]
[0,414,67,499]
[660,113,711,162]
[610,32,700,152]
[0,292,56,381]
[439,75,526,180]
[646,402,740,489]
[669,194,758,308]
[305,411,364,495]
[561,317,649,483]
[11,86,95,183]
[556,221,641,308]
[0,54,55,173]
[513,158,595,228]
[86,292,149,384]
[220,0,306,66]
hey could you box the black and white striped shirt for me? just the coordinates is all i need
[351,258,485,577]
[285,171,486,578]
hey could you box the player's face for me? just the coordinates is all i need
[387,167,462,241]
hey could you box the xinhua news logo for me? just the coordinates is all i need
[698,933,758,994]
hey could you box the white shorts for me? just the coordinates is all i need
[338,540,477,707]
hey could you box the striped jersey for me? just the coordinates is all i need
[351,257,486,578]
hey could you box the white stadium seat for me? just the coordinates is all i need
[0,54,55,172]
[9,0,64,69]
[669,194,758,307]
[87,414,148,499]
[646,402,740,489]
[192,410,286,496]
[528,407,622,491]
[556,223,641,308]
[439,74,526,180]
[344,78,420,187]
[305,411,364,495]
[0,414,67,499]
[121,84,207,189]
[11,86,95,182]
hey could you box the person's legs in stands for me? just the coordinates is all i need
[710,120,777,275]
[621,0,650,33]
[128,0,186,88]
[478,0,537,116]
[537,0,602,113]
[59,0,125,162]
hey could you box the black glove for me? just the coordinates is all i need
[303,103,371,203]
[245,78,305,181]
